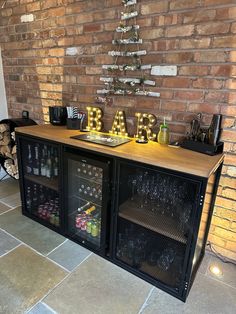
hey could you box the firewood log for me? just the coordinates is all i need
[0,132,10,145]
[0,124,9,133]
[12,145,17,155]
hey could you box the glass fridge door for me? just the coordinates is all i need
[64,150,110,253]
[18,137,61,229]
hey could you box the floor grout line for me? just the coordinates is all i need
[138,286,155,314]
[0,197,21,208]
[0,243,22,258]
[0,208,16,216]
[25,252,93,313]
[46,239,68,256]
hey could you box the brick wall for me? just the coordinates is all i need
[0,0,235,260]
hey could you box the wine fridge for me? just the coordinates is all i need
[17,137,61,230]
[63,147,112,254]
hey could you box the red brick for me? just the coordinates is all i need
[213,36,236,48]
[180,38,210,49]
[170,0,201,10]
[192,78,224,89]
[221,130,236,141]
[188,103,220,114]
[163,77,191,88]
[175,90,204,101]
[165,52,194,64]
[221,106,236,116]
[179,66,209,76]
[84,23,103,33]
[141,2,168,15]
[194,51,227,63]
[183,9,216,23]
[196,22,230,35]
[161,101,186,112]
[166,25,194,37]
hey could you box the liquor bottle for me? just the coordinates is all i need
[53,148,59,177]
[33,145,40,176]
[40,147,47,177]
[32,184,38,210]
[46,149,52,178]
[25,186,32,211]
[26,144,33,174]
[39,185,45,204]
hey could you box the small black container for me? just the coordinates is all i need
[181,140,224,156]
[67,118,81,130]
[49,106,67,126]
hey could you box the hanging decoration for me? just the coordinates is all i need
[97,0,160,98]
[109,110,128,136]
[86,107,103,131]
[135,112,157,143]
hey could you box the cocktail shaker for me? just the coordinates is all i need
[208,114,222,146]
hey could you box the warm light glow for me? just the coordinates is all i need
[135,112,157,141]
[110,110,128,136]
[86,106,103,131]
[209,264,223,277]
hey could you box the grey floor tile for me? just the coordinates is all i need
[205,255,236,289]
[27,302,56,314]
[0,245,68,314]
[0,229,20,256]
[44,254,152,314]
[0,201,11,215]
[1,192,21,208]
[141,272,236,314]
[47,240,91,271]
[0,207,65,255]
[0,178,19,198]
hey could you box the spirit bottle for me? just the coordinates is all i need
[33,145,40,176]
[40,147,46,177]
[26,144,33,174]
[53,149,59,177]
[46,149,52,178]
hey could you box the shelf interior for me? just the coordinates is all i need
[24,174,59,191]
[119,199,187,244]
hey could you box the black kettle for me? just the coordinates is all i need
[49,106,67,126]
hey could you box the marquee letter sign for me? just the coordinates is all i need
[86,106,103,131]
[109,110,128,136]
[135,112,156,142]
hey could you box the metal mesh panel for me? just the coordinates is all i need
[116,218,185,289]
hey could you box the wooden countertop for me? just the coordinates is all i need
[15,124,224,178]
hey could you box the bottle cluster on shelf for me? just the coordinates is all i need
[26,143,59,179]
[25,183,59,227]
[77,162,103,181]
[75,202,101,238]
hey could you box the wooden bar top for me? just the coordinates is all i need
[15,124,224,178]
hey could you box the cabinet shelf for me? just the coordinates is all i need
[119,200,187,244]
[24,174,59,191]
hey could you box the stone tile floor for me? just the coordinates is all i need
[0,177,236,314]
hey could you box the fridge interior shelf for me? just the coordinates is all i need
[24,174,59,191]
[119,200,187,244]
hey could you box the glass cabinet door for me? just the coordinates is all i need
[64,151,110,252]
[114,161,201,293]
[19,138,61,229]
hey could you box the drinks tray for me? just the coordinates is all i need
[181,140,224,155]
[71,133,131,147]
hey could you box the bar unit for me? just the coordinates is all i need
[15,125,223,301]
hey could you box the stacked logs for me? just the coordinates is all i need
[0,123,18,179]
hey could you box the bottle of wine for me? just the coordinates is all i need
[40,147,46,177]
[53,148,59,177]
[26,144,33,174]
[46,149,52,178]
[33,145,40,176]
